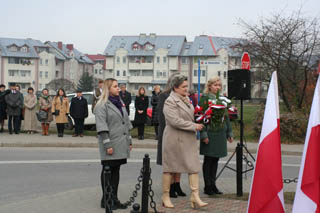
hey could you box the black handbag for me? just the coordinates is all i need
[36,110,48,121]
[55,110,60,116]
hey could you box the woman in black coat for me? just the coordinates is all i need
[0,84,10,133]
[151,85,161,140]
[134,87,149,140]
[156,73,186,198]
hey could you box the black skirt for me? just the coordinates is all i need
[101,159,127,167]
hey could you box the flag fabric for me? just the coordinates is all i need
[293,76,320,213]
[247,71,285,212]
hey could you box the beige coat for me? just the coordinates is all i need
[51,96,70,123]
[24,94,37,131]
[162,91,200,173]
[39,96,53,123]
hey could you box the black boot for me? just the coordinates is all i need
[204,184,215,195]
[113,199,127,210]
[212,183,223,195]
[0,127,3,133]
[174,182,186,196]
[169,184,177,198]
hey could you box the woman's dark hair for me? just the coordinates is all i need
[42,88,49,93]
[56,88,66,97]
[27,87,34,92]
[0,84,5,88]
[138,87,146,96]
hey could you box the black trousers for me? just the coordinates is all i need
[137,124,145,137]
[8,115,20,133]
[56,123,65,135]
[154,125,159,136]
[74,118,84,135]
[202,156,219,187]
[100,164,121,200]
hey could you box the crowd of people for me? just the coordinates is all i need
[0,74,233,211]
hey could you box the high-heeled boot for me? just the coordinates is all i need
[45,123,50,136]
[189,173,208,208]
[41,123,46,135]
[162,173,174,208]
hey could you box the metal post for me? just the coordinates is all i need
[197,58,201,102]
[141,154,150,213]
[104,165,113,213]
[236,99,244,196]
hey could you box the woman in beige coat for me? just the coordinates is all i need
[52,88,69,137]
[24,87,37,134]
[39,88,53,135]
[162,74,208,209]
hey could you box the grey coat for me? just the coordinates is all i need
[5,91,23,116]
[95,99,133,161]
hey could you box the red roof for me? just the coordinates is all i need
[86,54,105,61]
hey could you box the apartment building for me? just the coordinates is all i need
[86,54,113,81]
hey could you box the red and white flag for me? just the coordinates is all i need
[248,72,284,212]
[293,76,320,213]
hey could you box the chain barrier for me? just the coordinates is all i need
[124,168,143,207]
[283,177,298,184]
[148,168,158,213]
[242,155,254,168]
[103,166,114,213]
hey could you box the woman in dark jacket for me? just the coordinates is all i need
[151,85,161,140]
[95,78,132,210]
[134,87,149,140]
[157,73,186,198]
[0,84,10,133]
[199,77,233,195]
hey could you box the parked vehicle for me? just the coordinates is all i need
[66,92,95,130]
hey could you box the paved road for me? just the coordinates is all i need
[0,147,300,212]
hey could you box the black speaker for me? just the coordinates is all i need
[228,69,251,100]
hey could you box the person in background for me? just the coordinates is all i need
[151,85,161,140]
[157,73,186,198]
[119,84,131,115]
[15,85,24,132]
[39,88,53,136]
[161,74,207,209]
[134,87,149,140]
[95,78,132,210]
[70,90,88,137]
[0,84,10,133]
[24,87,37,134]
[188,89,198,107]
[5,84,23,134]
[92,79,104,113]
[52,88,69,137]
[199,77,233,195]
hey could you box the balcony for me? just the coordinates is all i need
[129,62,153,70]
[128,76,153,83]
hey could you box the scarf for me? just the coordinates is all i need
[108,95,123,116]
[174,92,191,108]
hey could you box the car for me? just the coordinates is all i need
[66,92,95,130]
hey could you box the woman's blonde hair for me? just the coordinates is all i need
[97,78,117,105]
[204,76,221,93]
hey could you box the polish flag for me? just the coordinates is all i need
[247,72,284,212]
[292,76,320,213]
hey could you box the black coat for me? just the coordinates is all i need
[156,91,170,165]
[120,90,132,115]
[151,91,161,125]
[0,89,10,120]
[5,90,23,116]
[70,97,88,119]
[133,95,149,125]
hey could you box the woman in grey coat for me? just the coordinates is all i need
[95,78,132,210]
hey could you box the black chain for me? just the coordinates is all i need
[283,177,298,184]
[124,168,144,207]
[242,155,254,168]
[148,168,158,213]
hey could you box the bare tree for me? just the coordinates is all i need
[240,10,320,112]
[46,78,76,94]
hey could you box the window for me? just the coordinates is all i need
[163,71,167,77]
[202,70,206,77]
[40,71,43,78]
[45,71,48,78]
[218,71,221,77]
[40,59,43,65]
[95,69,98,74]
[156,70,160,78]
[99,69,103,74]
[199,44,204,49]
[8,57,19,64]
[167,44,172,49]
[123,56,126,63]
[45,59,48,66]
[20,70,31,77]
[123,70,126,76]
[9,70,18,76]
[181,57,188,64]
[156,57,160,63]
[194,70,197,76]
[116,70,120,76]
[224,71,227,79]
[145,43,153,50]
[21,46,28,53]
[142,70,153,76]
[39,84,42,89]
[163,57,167,63]
[130,70,140,76]
[134,84,139,90]
[56,71,59,78]
[116,56,120,63]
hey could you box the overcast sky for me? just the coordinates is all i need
[1,0,319,54]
